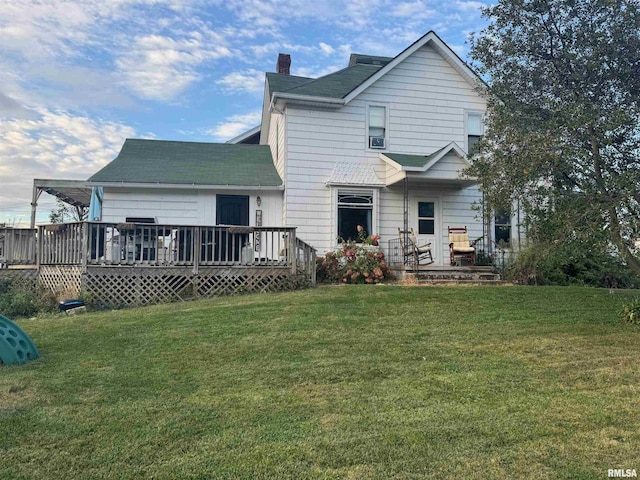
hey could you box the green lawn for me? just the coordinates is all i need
[1,286,639,479]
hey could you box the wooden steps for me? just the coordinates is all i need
[403,265,504,285]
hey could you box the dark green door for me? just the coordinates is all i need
[216,195,249,261]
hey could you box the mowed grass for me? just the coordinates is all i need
[1,286,639,479]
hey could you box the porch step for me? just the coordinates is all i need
[416,278,505,285]
[413,269,503,284]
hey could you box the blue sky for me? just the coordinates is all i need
[0,0,491,225]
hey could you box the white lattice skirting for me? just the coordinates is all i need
[39,265,83,300]
[37,266,302,307]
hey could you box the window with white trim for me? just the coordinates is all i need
[337,190,373,241]
[418,201,435,235]
[494,209,511,246]
[467,112,484,153]
[368,105,386,149]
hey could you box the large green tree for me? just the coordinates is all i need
[467,0,640,274]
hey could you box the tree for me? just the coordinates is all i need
[467,0,640,275]
[49,199,86,224]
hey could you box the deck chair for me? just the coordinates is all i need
[398,228,434,267]
[448,226,476,266]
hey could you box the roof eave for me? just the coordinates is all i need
[270,92,345,110]
[226,125,261,144]
[87,181,285,191]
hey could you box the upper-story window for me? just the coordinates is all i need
[368,105,387,149]
[467,112,484,153]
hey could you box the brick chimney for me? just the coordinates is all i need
[276,53,291,75]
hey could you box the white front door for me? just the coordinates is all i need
[412,198,440,265]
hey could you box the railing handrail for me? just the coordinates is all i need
[37,222,316,276]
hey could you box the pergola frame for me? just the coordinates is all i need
[30,179,92,228]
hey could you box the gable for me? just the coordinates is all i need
[343,31,483,104]
[346,42,484,107]
[422,153,470,180]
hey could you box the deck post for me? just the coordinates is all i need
[192,226,200,275]
[289,228,297,275]
[36,226,41,271]
[81,222,88,274]
[5,229,13,265]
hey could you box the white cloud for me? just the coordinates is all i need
[216,70,265,95]
[319,42,334,55]
[392,1,436,19]
[455,1,486,12]
[205,111,262,141]
[0,109,136,224]
[116,33,231,101]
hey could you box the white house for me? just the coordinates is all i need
[84,31,522,266]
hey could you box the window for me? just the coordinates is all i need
[338,191,373,241]
[368,105,386,148]
[418,201,435,235]
[494,210,511,246]
[467,112,483,153]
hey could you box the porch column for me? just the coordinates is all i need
[30,186,42,229]
[403,176,409,261]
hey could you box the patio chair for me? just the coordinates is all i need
[398,228,434,267]
[448,226,476,266]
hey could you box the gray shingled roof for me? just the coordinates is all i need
[89,139,282,187]
[383,146,450,168]
[265,73,313,98]
[348,53,393,67]
[266,64,381,99]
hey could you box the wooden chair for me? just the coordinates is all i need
[398,228,434,267]
[448,226,476,266]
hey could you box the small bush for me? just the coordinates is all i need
[0,291,38,318]
[621,297,640,325]
[317,241,391,284]
[0,278,57,318]
[506,241,639,288]
[0,278,12,294]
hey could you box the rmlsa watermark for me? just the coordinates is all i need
[608,469,637,478]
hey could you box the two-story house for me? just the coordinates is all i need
[85,31,515,265]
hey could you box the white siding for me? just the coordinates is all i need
[283,43,486,254]
[102,188,283,227]
[379,184,483,266]
[423,153,469,180]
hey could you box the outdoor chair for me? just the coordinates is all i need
[398,228,434,267]
[448,226,476,266]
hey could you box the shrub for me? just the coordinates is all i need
[621,297,640,325]
[317,241,391,284]
[0,278,12,294]
[0,278,57,318]
[506,241,639,288]
[0,291,38,318]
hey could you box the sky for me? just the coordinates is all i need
[0,0,491,225]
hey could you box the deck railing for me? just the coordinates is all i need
[37,222,316,282]
[0,227,37,267]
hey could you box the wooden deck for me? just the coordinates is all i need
[1,222,316,306]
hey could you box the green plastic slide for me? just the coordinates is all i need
[0,314,39,366]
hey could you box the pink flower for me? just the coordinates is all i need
[357,225,363,233]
